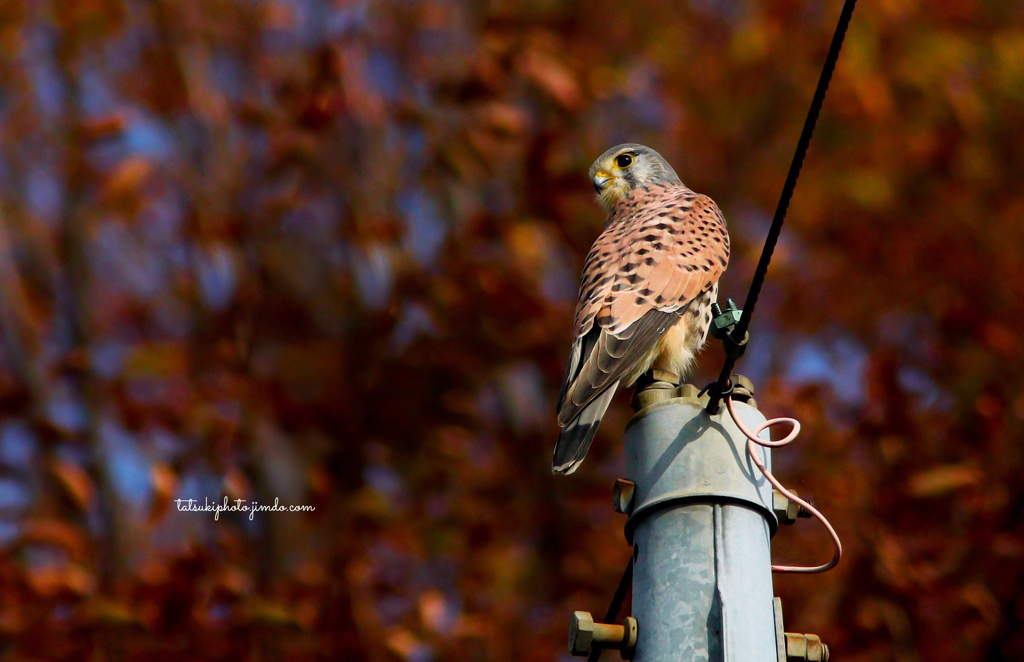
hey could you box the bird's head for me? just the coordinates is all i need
[589,143,682,211]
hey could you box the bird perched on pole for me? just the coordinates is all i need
[552,144,731,474]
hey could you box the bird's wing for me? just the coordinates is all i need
[556,184,730,426]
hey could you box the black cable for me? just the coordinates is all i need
[706,0,859,414]
[586,557,634,662]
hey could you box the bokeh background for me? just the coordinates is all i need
[0,0,1021,660]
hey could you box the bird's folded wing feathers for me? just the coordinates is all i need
[556,184,730,428]
[557,310,681,426]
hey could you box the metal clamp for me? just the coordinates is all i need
[568,611,638,659]
[709,299,749,360]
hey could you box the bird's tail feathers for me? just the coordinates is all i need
[551,383,619,474]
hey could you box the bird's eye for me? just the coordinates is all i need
[615,153,634,169]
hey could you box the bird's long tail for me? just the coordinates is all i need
[551,383,619,474]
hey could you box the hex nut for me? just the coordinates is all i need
[613,479,636,514]
[730,375,757,408]
[569,611,595,656]
[649,369,679,385]
[773,488,802,525]
[787,490,802,523]
[678,384,702,400]
[732,374,755,395]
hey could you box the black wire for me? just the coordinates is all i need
[586,557,634,662]
[707,0,859,414]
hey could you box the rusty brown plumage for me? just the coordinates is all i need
[573,185,729,339]
[553,145,730,474]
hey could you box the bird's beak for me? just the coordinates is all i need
[593,170,611,194]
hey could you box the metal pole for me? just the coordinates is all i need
[622,382,778,662]
[566,379,832,661]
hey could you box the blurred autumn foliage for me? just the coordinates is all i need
[0,0,1022,660]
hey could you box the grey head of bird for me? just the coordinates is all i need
[589,143,682,211]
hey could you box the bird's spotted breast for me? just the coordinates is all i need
[573,183,729,339]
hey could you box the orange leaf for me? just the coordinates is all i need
[907,463,982,497]
[124,342,188,378]
[518,50,581,110]
[102,156,154,200]
[18,519,90,562]
[49,458,95,511]
[149,462,178,523]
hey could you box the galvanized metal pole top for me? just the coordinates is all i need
[621,380,777,543]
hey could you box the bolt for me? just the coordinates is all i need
[613,479,636,515]
[785,633,829,662]
[568,611,638,659]
[710,302,723,317]
[725,298,738,312]
[773,489,812,525]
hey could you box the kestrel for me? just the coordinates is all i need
[552,144,730,474]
